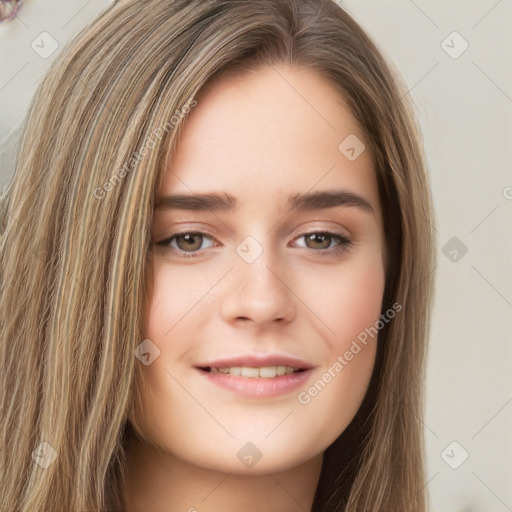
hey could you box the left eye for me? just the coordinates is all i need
[292,232,349,251]
[156,230,352,258]
[157,232,216,256]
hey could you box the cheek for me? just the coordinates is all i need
[132,263,200,419]
[294,250,384,383]
[335,259,385,342]
[293,256,385,441]
[143,260,210,347]
[299,248,386,346]
[132,267,199,443]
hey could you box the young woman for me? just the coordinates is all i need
[0,0,437,510]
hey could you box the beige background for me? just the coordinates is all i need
[1,1,511,510]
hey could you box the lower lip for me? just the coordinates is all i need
[197,368,314,399]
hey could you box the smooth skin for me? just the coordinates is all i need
[122,64,386,512]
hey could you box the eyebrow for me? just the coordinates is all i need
[155,190,375,215]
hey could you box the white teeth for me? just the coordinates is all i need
[209,365,300,378]
[276,365,286,376]
[241,367,260,378]
[259,366,277,378]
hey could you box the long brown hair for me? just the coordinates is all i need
[0,1,437,510]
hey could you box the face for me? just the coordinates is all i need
[131,64,386,475]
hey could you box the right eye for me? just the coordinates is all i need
[156,231,217,258]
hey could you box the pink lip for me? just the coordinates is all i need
[197,367,314,399]
[195,353,316,399]
[196,354,314,370]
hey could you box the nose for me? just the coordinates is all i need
[220,256,296,328]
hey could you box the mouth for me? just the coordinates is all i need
[198,365,307,378]
[195,355,315,398]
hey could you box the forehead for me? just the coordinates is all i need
[159,65,379,214]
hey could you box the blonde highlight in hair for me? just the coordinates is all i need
[0,1,436,510]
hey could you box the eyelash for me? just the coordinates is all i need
[156,230,353,259]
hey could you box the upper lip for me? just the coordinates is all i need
[196,354,315,370]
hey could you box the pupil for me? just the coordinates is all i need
[309,233,329,249]
[180,233,201,250]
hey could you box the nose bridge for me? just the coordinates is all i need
[220,235,296,325]
[240,254,282,295]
